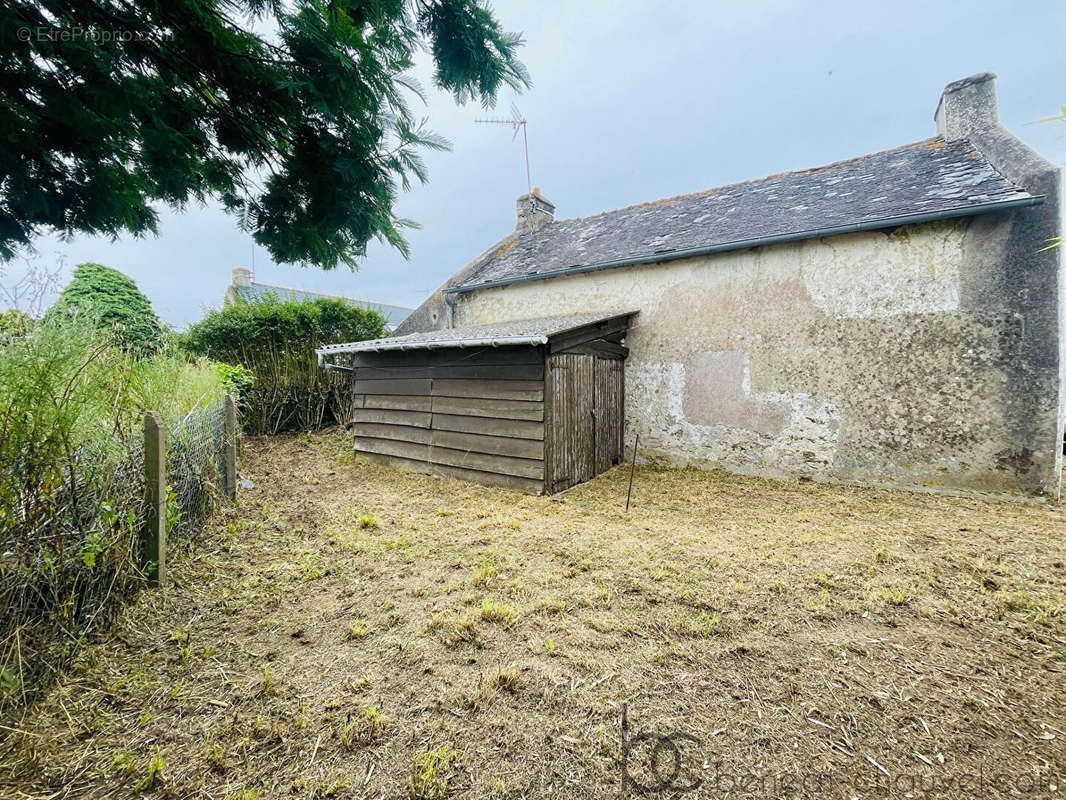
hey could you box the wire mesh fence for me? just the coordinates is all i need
[0,398,235,717]
[168,401,229,538]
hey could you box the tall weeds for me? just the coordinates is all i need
[0,321,226,714]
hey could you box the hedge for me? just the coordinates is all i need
[182,293,386,433]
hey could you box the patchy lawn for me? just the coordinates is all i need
[2,430,1064,799]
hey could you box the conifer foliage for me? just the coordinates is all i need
[45,263,165,355]
[0,1,530,267]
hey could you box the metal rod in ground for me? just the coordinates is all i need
[625,433,640,513]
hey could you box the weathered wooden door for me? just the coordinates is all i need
[548,353,625,492]
[594,357,625,472]
[549,353,594,491]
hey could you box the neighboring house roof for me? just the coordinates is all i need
[316,311,637,356]
[449,137,1041,294]
[227,278,413,329]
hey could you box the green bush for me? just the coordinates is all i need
[182,294,386,434]
[0,309,35,344]
[215,362,254,405]
[44,263,165,356]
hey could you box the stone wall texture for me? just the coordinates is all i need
[453,218,1062,496]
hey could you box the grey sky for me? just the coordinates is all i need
[15,0,1066,327]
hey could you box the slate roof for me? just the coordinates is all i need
[229,282,413,329]
[452,137,1039,292]
[316,311,636,355]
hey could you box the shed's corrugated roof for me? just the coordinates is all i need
[451,137,1038,292]
[316,311,636,355]
[231,283,413,328]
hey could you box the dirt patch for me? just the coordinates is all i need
[2,430,1064,798]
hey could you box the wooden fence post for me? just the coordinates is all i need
[223,393,238,501]
[143,411,166,586]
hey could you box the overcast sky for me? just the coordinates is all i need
[12,0,1066,327]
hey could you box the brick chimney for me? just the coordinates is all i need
[516,188,555,235]
[935,72,998,141]
[231,267,252,287]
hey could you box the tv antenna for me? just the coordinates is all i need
[475,103,531,195]
[240,204,256,279]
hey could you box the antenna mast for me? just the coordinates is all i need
[475,103,531,195]
[241,204,255,280]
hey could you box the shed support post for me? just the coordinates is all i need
[143,411,166,586]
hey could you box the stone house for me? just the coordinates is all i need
[385,73,1063,496]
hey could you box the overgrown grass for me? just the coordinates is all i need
[131,354,228,426]
[0,320,227,715]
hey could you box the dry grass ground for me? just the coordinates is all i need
[1,430,1064,799]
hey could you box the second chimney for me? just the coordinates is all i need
[935,72,998,141]
[516,189,555,235]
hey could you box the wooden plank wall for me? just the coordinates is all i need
[351,347,545,492]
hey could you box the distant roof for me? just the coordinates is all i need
[230,282,413,328]
[316,311,636,356]
[449,137,1041,294]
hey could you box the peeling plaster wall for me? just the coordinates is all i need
[453,219,1061,496]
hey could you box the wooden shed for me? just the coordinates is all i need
[316,311,638,494]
